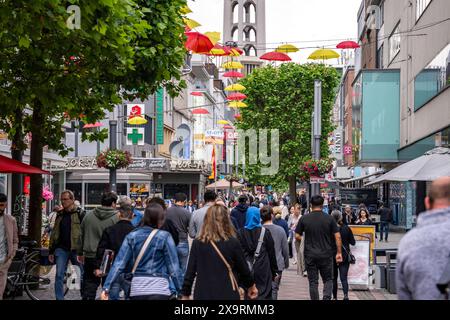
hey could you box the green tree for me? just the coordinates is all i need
[0,0,187,242]
[237,63,339,204]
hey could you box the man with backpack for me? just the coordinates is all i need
[48,190,85,300]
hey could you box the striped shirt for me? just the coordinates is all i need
[130,276,170,297]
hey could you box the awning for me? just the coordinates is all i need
[341,171,385,184]
[206,179,244,190]
[0,155,51,175]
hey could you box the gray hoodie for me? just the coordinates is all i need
[80,207,118,258]
[396,206,450,300]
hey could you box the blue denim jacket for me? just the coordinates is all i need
[103,226,182,293]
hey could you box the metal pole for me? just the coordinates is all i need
[74,120,79,157]
[312,80,322,197]
[109,120,118,193]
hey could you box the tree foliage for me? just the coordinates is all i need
[237,63,340,193]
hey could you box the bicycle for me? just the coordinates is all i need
[5,241,51,300]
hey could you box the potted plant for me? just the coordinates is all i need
[299,158,334,181]
[96,149,133,170]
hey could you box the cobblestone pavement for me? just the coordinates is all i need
[8,232,404,301]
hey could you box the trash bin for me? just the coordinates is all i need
[386,250,397,294]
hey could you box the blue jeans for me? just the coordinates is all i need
[176,241,189,275]
[109,274,130,300]
[54,248,83,300]
[380,221,390,241]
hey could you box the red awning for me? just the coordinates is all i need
[0,155,51,174]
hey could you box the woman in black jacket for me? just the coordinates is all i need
[331,210,356,300]
[237,207,278,300]
[181,205,258,300]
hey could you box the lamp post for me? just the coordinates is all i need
[311,80,322,197]
[109,120,117,193]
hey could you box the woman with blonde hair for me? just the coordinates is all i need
[181,205,258,300]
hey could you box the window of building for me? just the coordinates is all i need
[389,23,401,62]
[0,174,7,195]
[164,184,190,200]
[232,2,239,23]
[377,44,384,69]
[414,43,450,111]
[232,27,239,42]
[245,2,256,24]
[416,0,432,21]
[85,183,126,206]
[66,183,82,202]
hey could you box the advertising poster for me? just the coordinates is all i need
[347,240,371,288]
[350,225,376,263]
[129,183,150,205]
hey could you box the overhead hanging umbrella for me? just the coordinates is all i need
[192,108,210,115]
[207,44,231,56]
[83,122,103,129]
[227,93,247,100]
[275,44,299,53]
[185,32,214,54]
[234,114,242,119]
[218,120,229,125]
[128,116,148,125]
[0,155,51,175]
[365,148,450,186]
[223,125,234,130]
[190,91,203,96]
[222,61,244,69]
[204,32,221,45]
[229,48,244,57]
[337,41,360,49]
[180,6,192,15]
[260,51,292,62]
[229,101,248,108]
[308,49,340,60]
[223,71,245,78]
[184,18,201,30]
[224,83,246,91]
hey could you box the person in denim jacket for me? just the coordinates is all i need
[101,204,182,300]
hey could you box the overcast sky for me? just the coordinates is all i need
[188,0,362,64]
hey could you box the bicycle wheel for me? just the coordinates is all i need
[24,261,50,300]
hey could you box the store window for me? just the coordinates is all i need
[85,183,126,206]
[416,0,432,21]
[66,183,82,202]
[130,183,150,207]
[0,174,7,195]
[389,23,401,63]
[414,43,450,111]
[164,184,189,201]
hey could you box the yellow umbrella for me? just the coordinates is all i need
[222,61,244,69]
[229,48,242,57]
[128,117,148,125]
[224,84,246,91]
[180,6,192,15]
[218,120,229,125]
[184,18,201,30]
[204,32,221,45]
[275,44,299,53]
[308,49,340,60]
[229,101,248,108]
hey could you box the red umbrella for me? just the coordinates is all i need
[83,122,103,129]
[227,93,247,101]
[260,51,291,62]
[223,71,245,78]
[234,114,242,119]
[206,44,232,56]
[190,91,203,96]
[192,108,210,115]
[185,32,214,54]
[336,41,360,49]
[223,125,234,130]
[0,155,51,174]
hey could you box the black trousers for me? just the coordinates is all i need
[130,294,170,300]
[332,258,350,299]
[305,255,334,300]
[82,257,104,300]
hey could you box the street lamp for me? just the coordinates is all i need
[109,120,117,193]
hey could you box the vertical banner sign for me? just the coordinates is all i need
[156,89,164,145]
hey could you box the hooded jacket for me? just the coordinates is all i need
[231,203,249,230]
[80,206,118,258]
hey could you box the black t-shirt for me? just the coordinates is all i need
[58,212,72,251]
[295,210,339,259]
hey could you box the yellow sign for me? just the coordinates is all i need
[349,225,376,263]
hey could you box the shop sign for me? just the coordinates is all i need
[127,158,169,171]
[66,157,97,170]
[170,160,211,172]
[310,176,326,184]
[344,145,353,155]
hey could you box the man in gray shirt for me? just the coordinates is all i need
[261,206,289,300]
[166,193,191,274]
[189,190,217,239]
[397,176,450,300]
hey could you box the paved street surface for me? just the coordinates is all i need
[9,231,404,300]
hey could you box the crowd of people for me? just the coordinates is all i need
[1,176,449,300]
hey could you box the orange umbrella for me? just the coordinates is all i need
[185,32,214,54]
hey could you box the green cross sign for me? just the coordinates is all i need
[128,128,144,145]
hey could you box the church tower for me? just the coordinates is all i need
[223,0,266,75]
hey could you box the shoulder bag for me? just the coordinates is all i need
[342,245,356,264]
[210,241,245,300]
[247,227,266,272]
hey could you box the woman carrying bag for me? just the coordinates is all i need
[181,204,258,300]
[100,204,182,300]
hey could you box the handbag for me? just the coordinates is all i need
[342,245,356,264]
[123,229,158,295]
[210,241,245,300]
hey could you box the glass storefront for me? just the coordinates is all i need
[164,184,190,200]
[0,174,7,195]
[84,183,127,208]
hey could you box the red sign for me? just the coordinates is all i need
[24,176,30,195]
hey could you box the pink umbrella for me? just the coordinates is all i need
[192,108,210,115]
[223,71,245,78]
[336,41,360,49]
[83,122,103,129]
[190,92,203,96]
[227,93,247,101]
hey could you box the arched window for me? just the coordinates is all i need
[244,2,256,24]
[244,45,257,57]
[232,2,239,24]
[244,26,256,42]
[232,27,239,42]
